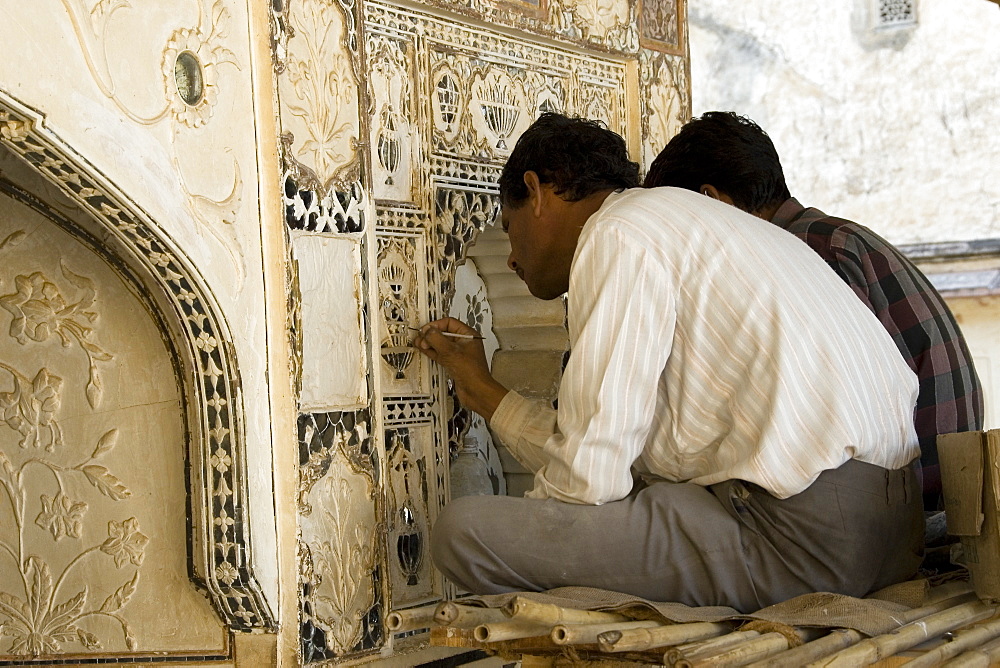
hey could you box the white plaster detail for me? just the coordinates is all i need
[293,233,368,410]
[279,0,362,192]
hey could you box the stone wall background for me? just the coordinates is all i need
[688,0,1000,244]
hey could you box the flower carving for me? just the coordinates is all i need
[210,447,232,473]
[35,493,88,540]
[0,267,112,408]
[0,365,64,451]
[161,0,236,128]
[214,561,239,586]
[2,273,77,346]
[100,518,149,568]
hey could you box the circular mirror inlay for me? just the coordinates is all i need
[174,51,204,106]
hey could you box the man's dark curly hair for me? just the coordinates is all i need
[499,113,640,208]
[643,111,791,215]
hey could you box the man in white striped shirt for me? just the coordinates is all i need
[414,113,924,611]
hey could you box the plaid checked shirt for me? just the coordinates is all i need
[771,199,984,501]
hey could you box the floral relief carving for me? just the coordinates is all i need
[280,0,362,194]
[0,97,272,630]
[640,50,689,171]
[299,415,380,657]
[0,361,145,657]
[374,2,630,166]
[0,265,113,410]
[161,0,238,129]
[56,0,246,254]
[0,366,63,452]
[573,0,633,46]
[368,36,415,202]
[377,235,427,392]
[639,0,684,53]
[58,0,171,124]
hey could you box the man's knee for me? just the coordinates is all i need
[430,495,494,584]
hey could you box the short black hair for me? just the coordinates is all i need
[643,111,791,214]
[499,113,640,208]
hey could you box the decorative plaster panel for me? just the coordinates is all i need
[298,410,382,663]
[0,183,228,661]
[639,49,691,172]
[384,425,439,607]
[639,0,686,54]
[376,233,430,396]
[0,0,282,614]
[278,0,363,193]
[0,98,273,634]
[292,233,368,411]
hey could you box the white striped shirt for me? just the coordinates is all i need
[490,187,919,504]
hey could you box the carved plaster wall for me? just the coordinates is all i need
[274,0,689,660]
[0,0,286,662]
[0,0,689,664]
[0,156,229,660]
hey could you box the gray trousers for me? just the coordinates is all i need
[431,459,924,612]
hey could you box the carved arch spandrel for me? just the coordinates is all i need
[0,92,274,632]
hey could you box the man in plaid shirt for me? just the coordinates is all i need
[644,111,983,510]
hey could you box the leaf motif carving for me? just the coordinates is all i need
[46,588,87,629]
[85,375,103,408]
[100,571,138,613]
[76,627,102,650]
[80,465,131,499]
[0,230,25,251]
[91,428,119,459]
[123,621,137,650]
[0,592,31,626]
[26,556,53,624]
[80,340,113,361]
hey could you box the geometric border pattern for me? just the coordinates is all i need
[0,91,274,632]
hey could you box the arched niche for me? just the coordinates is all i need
[0,92,272,662]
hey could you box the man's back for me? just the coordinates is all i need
[556,187,920,500]
[770,198,984,505]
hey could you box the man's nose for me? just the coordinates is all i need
[507,255,517,271]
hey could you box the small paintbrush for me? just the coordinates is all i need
[407,326,484,340]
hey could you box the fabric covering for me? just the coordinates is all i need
[460,579,935,638]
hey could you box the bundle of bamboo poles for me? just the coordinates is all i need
[388,582,1000,666]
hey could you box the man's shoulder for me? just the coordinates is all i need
[788,208,904,260]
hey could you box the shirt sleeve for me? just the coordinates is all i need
[488,390,557,474]
[523,223,677,505]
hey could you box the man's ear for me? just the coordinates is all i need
[524,171,545,217]
[699,184,735,206]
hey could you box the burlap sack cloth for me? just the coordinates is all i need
[461,577,938,640]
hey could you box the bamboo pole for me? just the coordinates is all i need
[683,631,789,668]
[504,596,631,625]
[747,628,863,668]
[925,581,976,605]
[747,589,981,668]
[434,601,509,628]
[386,602,439,632]
[904,617,1000,668]
[805,600,996,666]
[474,620,554,643]
[940,633,1000,667]
[598,621,734,653]
[551,620,663,645]
[664,630,762,666]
